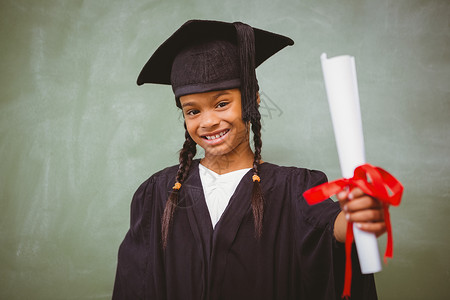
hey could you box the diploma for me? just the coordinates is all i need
[320,53,382,274]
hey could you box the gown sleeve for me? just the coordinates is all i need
[112,174,168,300]
[292,168,377,299]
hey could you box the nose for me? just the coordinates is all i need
[200,110,220,129]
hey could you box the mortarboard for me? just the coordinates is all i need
[137,19,294,122]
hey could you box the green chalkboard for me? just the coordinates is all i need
[1,0,449,299]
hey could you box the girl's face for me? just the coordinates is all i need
[180,89,251,160]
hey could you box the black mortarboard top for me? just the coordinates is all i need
[137,19,294,122]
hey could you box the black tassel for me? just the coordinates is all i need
[233,22,260,123]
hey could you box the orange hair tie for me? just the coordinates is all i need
[172,182,182,190]
[252,174,261,182]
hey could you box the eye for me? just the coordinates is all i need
[185,109,200,116]
[216,101,229,108]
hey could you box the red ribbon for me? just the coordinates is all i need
[302,164,403,299]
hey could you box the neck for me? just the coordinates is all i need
[201,143,255,175]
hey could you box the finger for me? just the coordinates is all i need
[348,187,365,199]
[346,209,385,223]
[337,187,352,210]
[336,186,350,202]
[345,196,382,213]
[355,222,386,237]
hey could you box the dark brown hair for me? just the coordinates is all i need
[161,123,197,249]
[250,116,264,238]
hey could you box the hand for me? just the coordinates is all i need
[337,187,387,237]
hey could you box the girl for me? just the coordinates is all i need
[113,20,384,299]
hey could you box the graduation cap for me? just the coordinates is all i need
[137,19,294,122]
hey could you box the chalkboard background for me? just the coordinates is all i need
[1,0,449,299]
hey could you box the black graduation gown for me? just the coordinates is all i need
[113,160,377,299]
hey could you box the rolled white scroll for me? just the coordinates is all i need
[320,53,382,274]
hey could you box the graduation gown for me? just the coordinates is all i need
[113,160,377,299]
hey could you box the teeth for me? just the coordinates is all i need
[205,130,228,140]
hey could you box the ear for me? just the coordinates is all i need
[256,92,261,105]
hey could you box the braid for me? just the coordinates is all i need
[250,116,264,238]
[161,123,197,249]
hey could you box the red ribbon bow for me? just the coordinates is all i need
[303,164,403,299]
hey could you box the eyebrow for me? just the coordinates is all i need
[181,102,195,108]
[211,91,231,100]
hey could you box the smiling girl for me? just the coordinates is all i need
[113,20,383,300]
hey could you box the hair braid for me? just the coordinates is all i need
[161,124,196,248]
[250,116,264,238]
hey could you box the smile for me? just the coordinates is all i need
[202,129,229,140]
